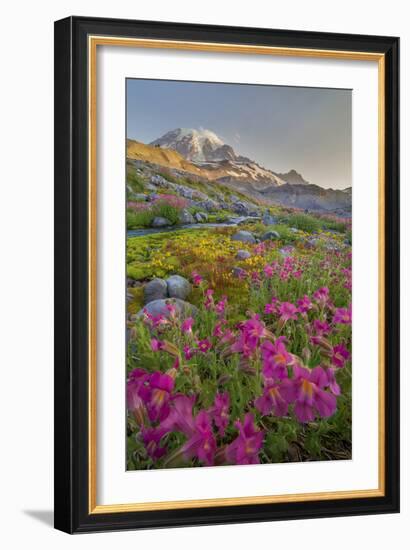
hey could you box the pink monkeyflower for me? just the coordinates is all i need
[297,295,313,314]
[183,345,195,360]
[281,365,337,423]
[278,302,298,322]
[225,413,264,465]
[208,392,230,437]
[324,367,341,396]
[181,317,194,335]
[146,371,175,422]
[204,289,215,310]
[264,297,279,315]
[251,271,261,284]
[151,338,165,351]
[191,271,203,286]
[213,320,227,338]
[161,395,217,466]
[126,368,150,424]
[165,302,177,318]
[312,319,331,336]
[141,426,167,460]
[197,338,212,353]
[255,379,290,417]
[313,287,330,306]
[293,270,302,279]
[220,328,235,344]
[260,338,292,380]
[263,264,274,278]
[215,296,228,315]
[333,305,352,325]
[331,343,350,368]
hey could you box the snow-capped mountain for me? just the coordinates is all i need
[150,128,286,187]
[150,128,237,162]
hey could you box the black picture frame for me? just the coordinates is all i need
[54,15,400,533]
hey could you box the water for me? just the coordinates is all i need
[127,217,259,238]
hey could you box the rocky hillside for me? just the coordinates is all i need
[128,128,351,216]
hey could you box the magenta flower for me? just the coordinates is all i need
[191,271,203,286]
[263,264,274,278]
[183,345,195,360]
[255,379,290,417]
[126,368,150,424]
[264,297,279,315]
[204,288,214,310]
[331,343,350,368]
[197,338,212,353]
[151,338,164,351]
[324,367,341,396]
[297,295,313,313]
[213,320,227,338]
[146,372,175,422]
[313,287,330,306]
[333,305,352,324]
[260,338,292,379]
[226,413,264,465]
[312,319,331,336]
[165,302,177,318]
[179,410,216,466]
[215,296,228,315]
[181,317,194,335]
[278,302,298,322]
[161,395,217,466]
[141,426,167,460]
[281,365,337,423]
[208,392,230,437]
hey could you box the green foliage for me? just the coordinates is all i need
[127,170,145,193]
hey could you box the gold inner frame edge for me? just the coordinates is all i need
[88,35,386,514]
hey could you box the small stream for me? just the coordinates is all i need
[127,217,259,238]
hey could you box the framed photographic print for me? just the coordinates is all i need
[54,16,400,533]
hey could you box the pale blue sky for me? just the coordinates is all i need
[127,79,351,190]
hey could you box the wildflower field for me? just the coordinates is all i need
[126,218,352,469]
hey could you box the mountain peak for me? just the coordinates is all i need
[150,128,234,162]
[275,169,309,186]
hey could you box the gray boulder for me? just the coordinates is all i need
[151,216,172,228]
[236,249,251,260]
[137,298,198,320]
[131,193,148,201]
[231,231,256,244]
[262,211,278,225]
[231,201,259,216]
[166,275,192,300]
[261,230,280,241]
[150,174,170,187]
[179,209,195,224]
[232,266,246,278]
[143,278,168,304]
[194,211,208,223]
[196,198,219,212]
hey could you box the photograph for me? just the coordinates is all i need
[125,79,353,470]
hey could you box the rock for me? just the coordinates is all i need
[305,237,319,249]
[151,216,172,228]
[279,246,295,257]
[232,266,246,278]
[231,201,259,216]
[179,209,195,224]
[145,183,157,192]
[195,198,219,212]
[261,230,280,241]
[150,174,170,187]
[289,227,299,233]
[236,249,251,260]
[166,275,192,300]
[126,291,134,303]
[137,298,198,320]
[262,211,278,225]
[131,193,148,201]
[143,278,168,304]
[194,211,208,223]
[231,231,256,244]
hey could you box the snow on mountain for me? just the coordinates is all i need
[150,128,286,187]
[150,128,236,162]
